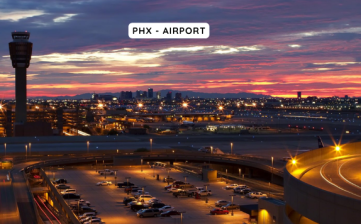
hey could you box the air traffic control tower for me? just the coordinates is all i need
[8,31,33,124]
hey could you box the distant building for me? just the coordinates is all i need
[120,91,132,99]
[148,88,153,98]
[297,92,302,99]
[345,95,349,99]
[156,91,161,99]
[142,91,147,98]
[175,92,182,102]
[99,95,114,101]
[166,91,172,102]
[136,90,141,98]
[92,93,99,100]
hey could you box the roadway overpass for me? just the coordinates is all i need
[284,142,361,224]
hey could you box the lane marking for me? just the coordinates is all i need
[338,160,361,190]
[320,160,361,198]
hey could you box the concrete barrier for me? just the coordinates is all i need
[39,169,81,224]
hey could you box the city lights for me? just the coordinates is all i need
[182,102,188,107]
[138,103,143,108]
[98,103,103,108]
[219,106,223,110]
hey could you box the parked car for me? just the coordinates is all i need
[139,195,154,202]
[195,187,204,191]
[137,208,161,218]
[167,188,182,193]
[247,192,268,199]
[225,184,239,190]
[221,203,239,210]
[96,181,112,186]
[73,206,97,215]
[197,190,212,196]
[210,208,229,215]
[78,212,97,220]
[234,188,251,194]
[117,181,135,188]
[172,181,185,185]
[56,184,70,189]
[173,190,193,198]
[164,184,173,190]
[147,199,162,204]
[83,220,101,224]
[123,196,137,206]
[80,216,101,224]
[215,200,231,207]
[62,193,81,200]
[61,189,76,194]
[53,178,67,184]
[149,203,166,209]
[131,202,147,211]
[98,169,115,175]
[159,205,174,213]
[160,210,181,217]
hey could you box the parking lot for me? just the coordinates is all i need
[54,165,257,224]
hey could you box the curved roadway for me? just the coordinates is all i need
[300,156,361,199]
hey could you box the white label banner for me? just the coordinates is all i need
[129,23,210,39]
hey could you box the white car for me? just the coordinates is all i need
[78,212,96,219]
[246,192,268,199]
[159,205,174,213]
[138,195,155,201]
[195,187,204,191]
[147,199,162,204]
[96,181,112,186]
[197,190,212,196]
[167,188,182,193]
[80,216,101,223]
[225,184,238,189]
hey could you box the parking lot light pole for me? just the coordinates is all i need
[230,142,233,155]
[25,145,27,161]
[29,143,31,156]
[150,139,152,152]
[87,141,89,154]
[225,169,228,184]
[271,156,274,184]
[114,171,117,186]
[141,159,143,172]
[4,143,6,156]
[204,184,209,203]
[167,168,170,178]
[230,194,235,216]
[153,164,155,177]
[95,160,97,173]
[184,176,188,183]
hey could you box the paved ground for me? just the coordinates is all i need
[55,166,260,224]
[0,170,22,224]
[301,156,361,200]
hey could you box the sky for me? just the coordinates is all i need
[1,0,361,99]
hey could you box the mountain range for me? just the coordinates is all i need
[28,90,270,100]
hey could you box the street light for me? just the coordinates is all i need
[182,102,188,108]
[229,194,235,216]
[141,159,144,172]
[239,168,241,177]
[292,159,297,165]
[114,171,117,186]
[4,143,6,156]
[271,157,274,183]
[335,146,341,151]
[184,176,188,183]
[150,139,152,152]
[87,141,89,154]
[204,184,210,203]
[29,143,31,156]
[225,169,228,184]
[25,145,27,160]
[230,142,233,155]
[95,160,97,173]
